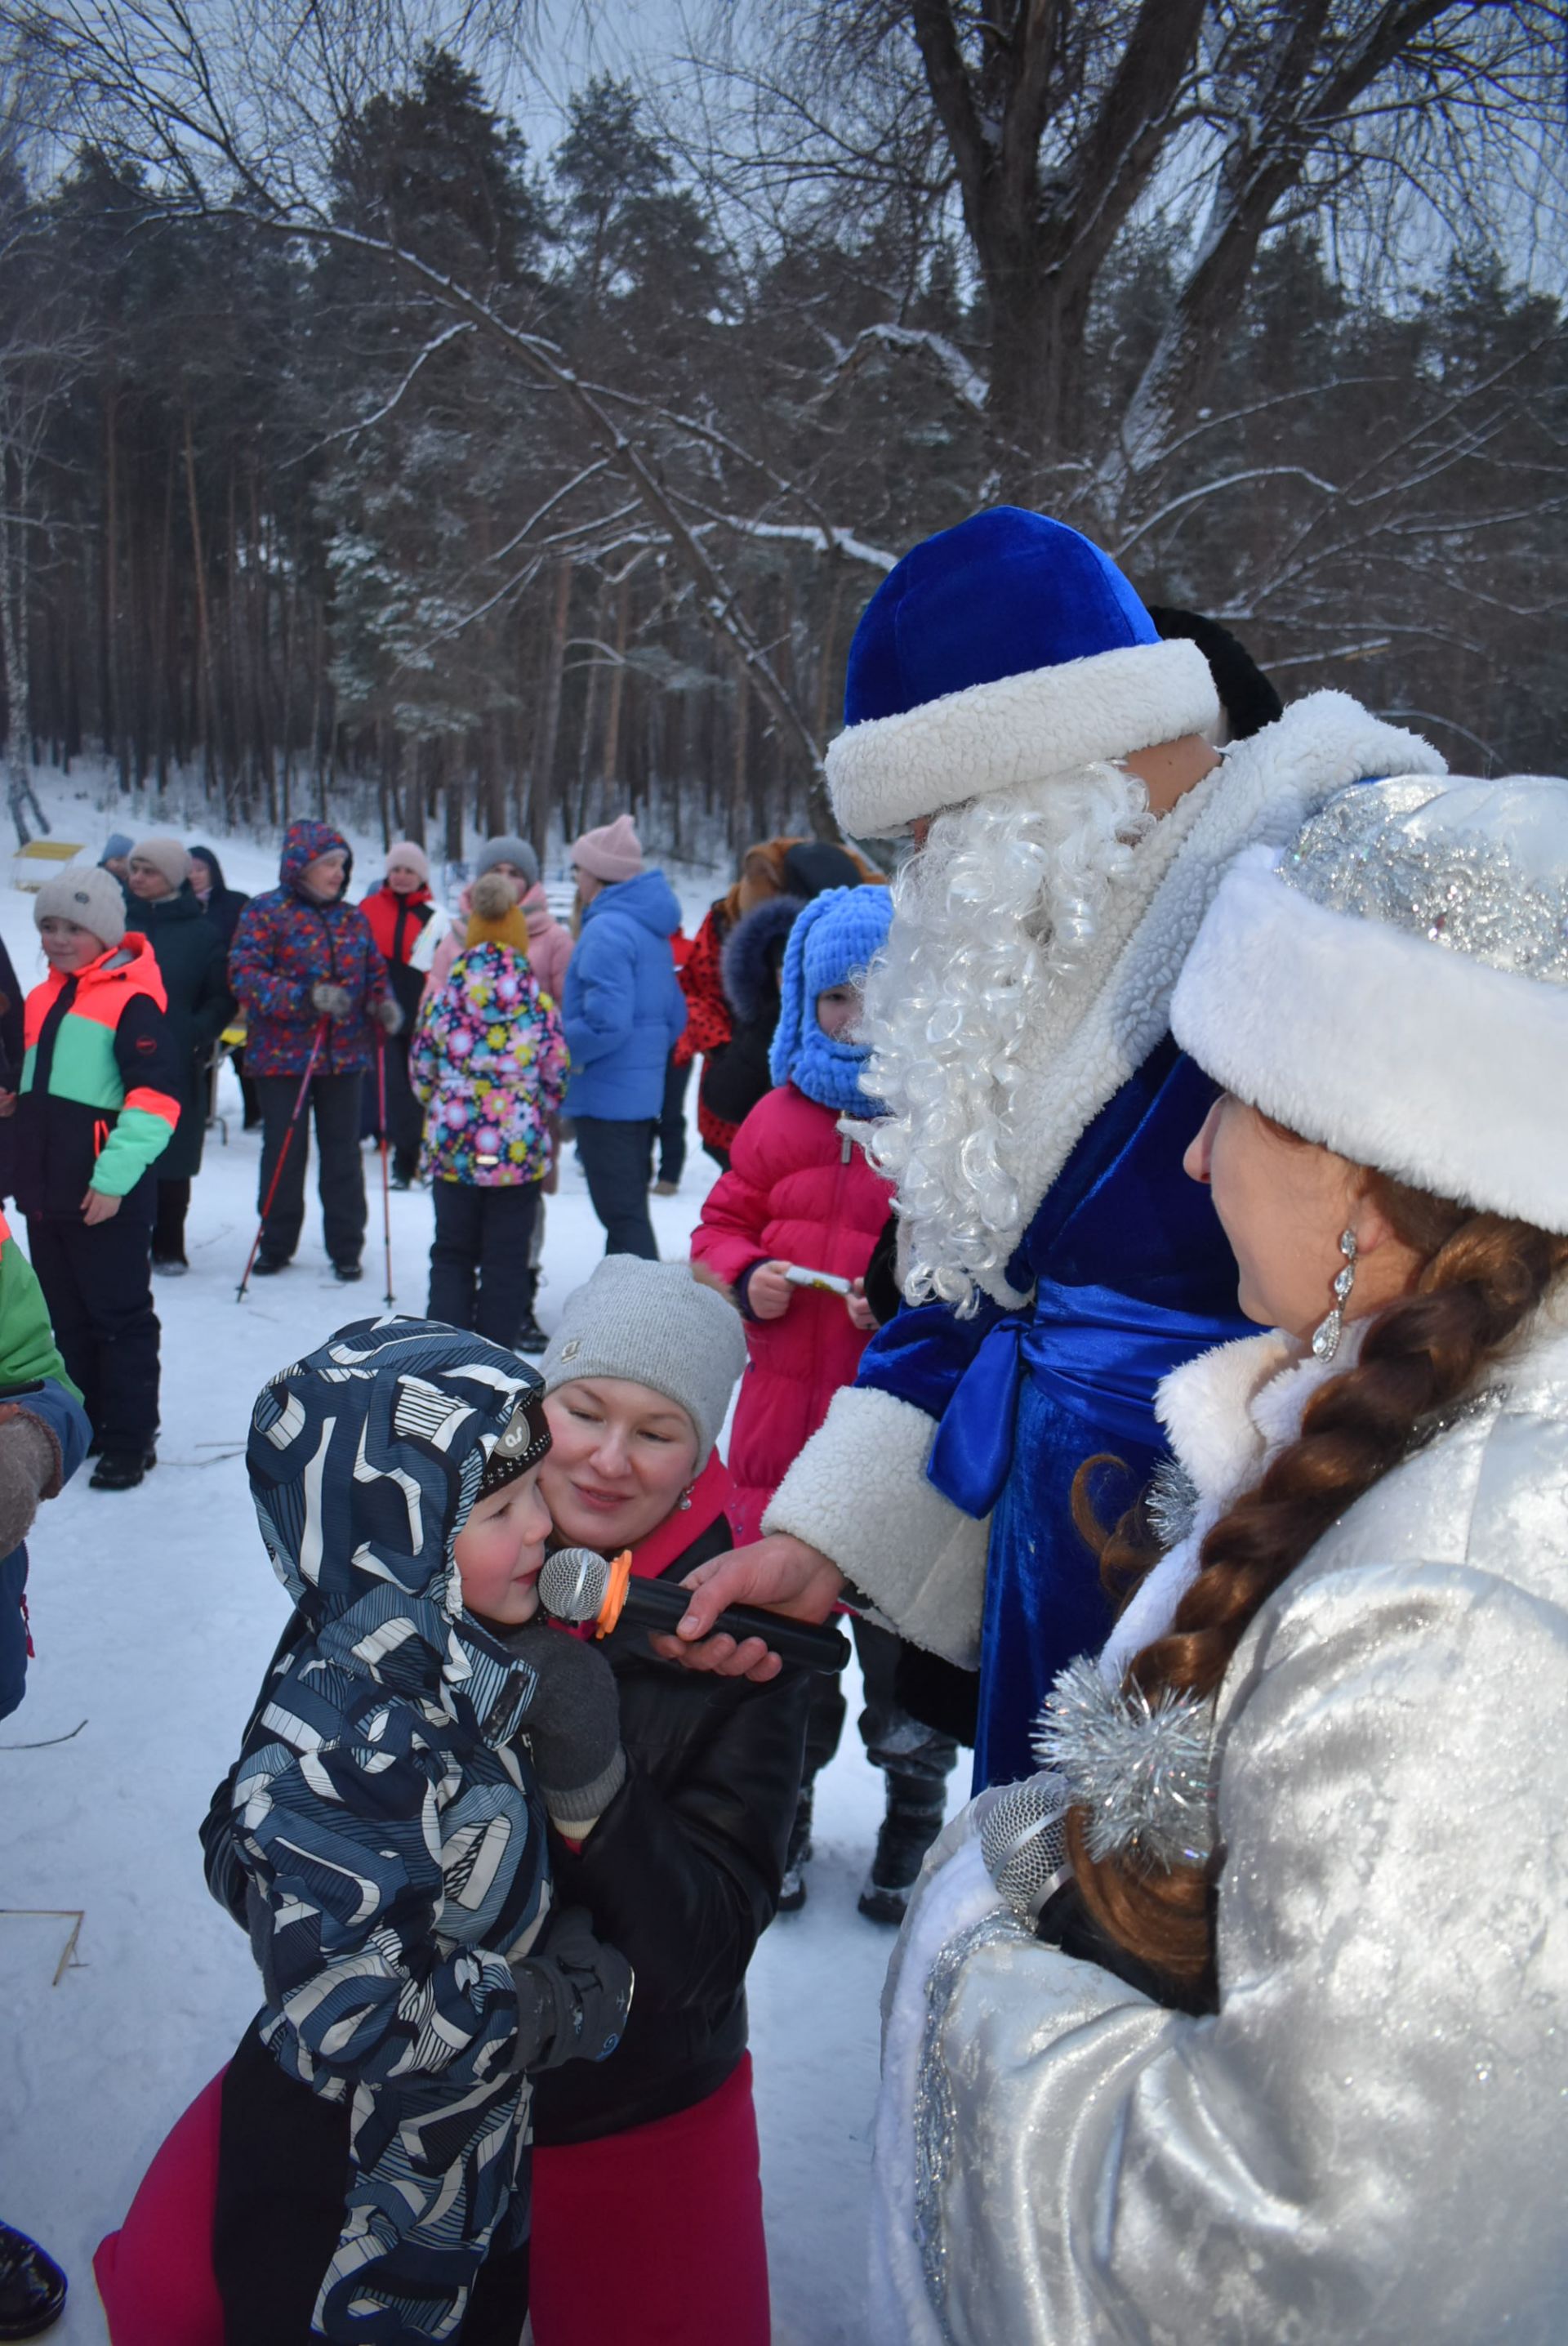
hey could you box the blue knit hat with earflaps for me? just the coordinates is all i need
[769,884,893,1114]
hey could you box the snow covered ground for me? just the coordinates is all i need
[0,775,956,2344]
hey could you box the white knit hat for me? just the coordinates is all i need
[34,864,127,948]
[540,1257,746,1466]
[1171,774,1568,1234]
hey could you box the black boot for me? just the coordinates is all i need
[777,1784,814,1913]
[513,1311,548,1355]
[0,2221,66,2338]
[858,1773,947,1925]
[90,1444,158,1493]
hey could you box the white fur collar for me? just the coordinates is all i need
[1155,1322,1365,1505]
[1099,1322,1361,1683]
[1105,1305,1568,1684]
[969,693,1446,1305]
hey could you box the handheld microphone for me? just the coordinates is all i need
[538,1545,852,1675]
[978,1771,1076,1929]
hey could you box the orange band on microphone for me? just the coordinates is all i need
[594,1550,634,1639]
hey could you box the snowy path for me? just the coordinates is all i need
[0,805,946,2344]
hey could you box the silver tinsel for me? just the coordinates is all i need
[1277,775,1568,984]
[912,1911,1023,2340]
[1032,1654,1218,1869]
[1144,1454,1200,1551]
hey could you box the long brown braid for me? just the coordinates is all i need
[1070,1174,1568,1992]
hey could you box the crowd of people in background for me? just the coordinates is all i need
[5,504,1568,2346]
[4,790,918,2344]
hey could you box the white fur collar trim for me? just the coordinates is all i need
[1101,1323,1362,1684]
[960,694,1446,1304]
[1102,1309,1568,1691]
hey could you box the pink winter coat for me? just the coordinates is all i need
[691,1082,894,1545]
[425,881,574,1005]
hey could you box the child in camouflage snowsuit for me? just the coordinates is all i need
[211,1318,633,2346]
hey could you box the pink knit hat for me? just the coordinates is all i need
[385,839,431,884]
[571,814,644,885]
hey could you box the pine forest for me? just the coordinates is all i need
[0,3,1564,856]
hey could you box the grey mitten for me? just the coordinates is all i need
[0,1412,58,1554]
[310,982,353,1020]
[508,1621,626,1836]
[510,1903,633,2071]
[376,996,404,1036]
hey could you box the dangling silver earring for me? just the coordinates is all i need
[1312,1228,1358,1361]
[678,1484,694,1512]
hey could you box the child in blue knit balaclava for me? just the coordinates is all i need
[693,881,896,1528]
[766,883,894,1115]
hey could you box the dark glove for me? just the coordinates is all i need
[507,1620,626,1834]
[0,1411,59,1555]
[310,982,353,1021]
[510,1903,633,2070]
[375,996,404,1036]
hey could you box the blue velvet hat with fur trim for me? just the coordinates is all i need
[770,884,893,1114]
[826,506,1220,836]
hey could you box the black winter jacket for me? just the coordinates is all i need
[124,885,234,1180]
[530,1514,811,2145]
[188,845,252,954]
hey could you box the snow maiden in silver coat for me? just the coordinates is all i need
[875,774,1568,2345]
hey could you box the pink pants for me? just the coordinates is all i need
[95,2057,770,2346]
[531,2055,771,2346]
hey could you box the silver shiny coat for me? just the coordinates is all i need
[875,1310,1568,2344]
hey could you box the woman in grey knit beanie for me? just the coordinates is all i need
[540,1256,743,1477]
[527,1251,803,2344]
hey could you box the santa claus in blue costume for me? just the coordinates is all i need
[670,504,1445,1791]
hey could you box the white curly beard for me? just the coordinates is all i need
[852,764,1165,1313]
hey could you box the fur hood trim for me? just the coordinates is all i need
[722,894,804,1024]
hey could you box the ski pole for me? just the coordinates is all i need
[376,1029,395,1308]
[236,1019,330,1300]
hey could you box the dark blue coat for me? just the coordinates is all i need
[561,871,687,1119]
[858,1040,1251,1791]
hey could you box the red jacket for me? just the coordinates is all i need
[675,903,742,1157]
[691,1083,893,1543]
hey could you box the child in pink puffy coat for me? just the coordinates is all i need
[692,885,957,1919]
[691,884,894,1542]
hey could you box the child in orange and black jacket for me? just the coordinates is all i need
[2,866,180,1492]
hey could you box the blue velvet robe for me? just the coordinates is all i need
[856,1038,1250,1788]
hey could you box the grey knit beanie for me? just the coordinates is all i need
[477,836,541,888]
[129,834,192,891]
[541,1258,746,1468]
[35,865,127,949]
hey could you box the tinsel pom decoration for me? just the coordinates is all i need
[1144,1453,1200,1552]
[1031,1654,1218,1870]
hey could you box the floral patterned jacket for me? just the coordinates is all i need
[409,941,568,1184]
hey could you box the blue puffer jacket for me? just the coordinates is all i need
[225,1318,555,2340]
[561,870,687,1119]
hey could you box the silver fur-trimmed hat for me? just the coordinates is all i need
[1171,774,1568,1234]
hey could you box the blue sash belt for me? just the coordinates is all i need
[926,1278,1240,1519]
